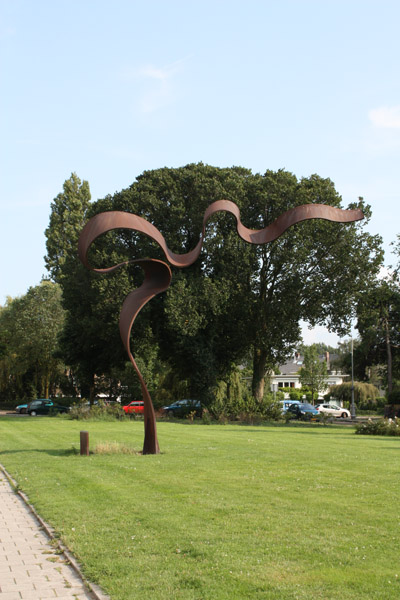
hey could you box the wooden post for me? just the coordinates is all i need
[80,431,89,456]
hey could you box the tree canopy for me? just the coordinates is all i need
[45,173,91,283]
[0,281,65,401]
[85,163,383,402]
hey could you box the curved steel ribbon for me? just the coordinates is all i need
[78,200,363,454]
[119,259,171,455]
[79,200,363,271]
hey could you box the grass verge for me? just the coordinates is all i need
[0,418,399,599]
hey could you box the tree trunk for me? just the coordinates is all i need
[385,317,393,394]
[252,348,268,402]
[86,372,96,405]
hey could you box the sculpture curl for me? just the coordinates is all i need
[78,200,363,454]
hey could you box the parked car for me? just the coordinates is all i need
[280,400,301,413]
[286,402,320,421]
[15,403,29,414]
[123,401,145,415]
[26,399,69,416]
[316,403,350,418]
[163,399,202,418]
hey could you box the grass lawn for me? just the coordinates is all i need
[0,418,399,599]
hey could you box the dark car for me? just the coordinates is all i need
[15,403,29,414]
[163,399,202,418]
[286,402,320,421]
[27,399,69,416]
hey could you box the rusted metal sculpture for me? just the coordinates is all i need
[78,200,363,454]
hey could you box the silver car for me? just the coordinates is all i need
[316,403,350,418]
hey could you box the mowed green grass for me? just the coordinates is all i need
[0,418,399,599]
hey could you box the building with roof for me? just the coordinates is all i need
[270,351,347,399]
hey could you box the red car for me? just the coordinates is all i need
[123,401,144,414]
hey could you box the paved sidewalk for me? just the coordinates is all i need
[0,471,98,600]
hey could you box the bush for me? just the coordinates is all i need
[260,397,284,421]
[355,418,400,436]
[69,400,127,421]
[201,408,212,425]
[209,381,228,421]
[208,385,283,424]
[279,387,303,401]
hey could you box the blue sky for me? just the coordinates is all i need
[1,0,399,344]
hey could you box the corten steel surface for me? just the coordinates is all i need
[78,200,364,454]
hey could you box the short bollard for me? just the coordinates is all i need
[80,431,89,456]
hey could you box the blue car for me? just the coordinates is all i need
[26,399,68,416]
[163,399,202,418]
[286,402,320,421]
[280,400,301,413]
[17,399,54,414]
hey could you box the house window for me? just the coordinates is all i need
[278,382,284,388]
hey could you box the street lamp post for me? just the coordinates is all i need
[350,338,356,420]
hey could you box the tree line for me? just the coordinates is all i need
[2,164,397,408]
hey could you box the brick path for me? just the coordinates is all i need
[0,471,100,600]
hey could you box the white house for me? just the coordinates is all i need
[270,351,347,399]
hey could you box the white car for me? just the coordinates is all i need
[316,403,350,418]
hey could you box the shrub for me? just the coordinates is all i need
[260,397,284,421]
[355,418,400,436]
[237,394,263,425]
[69,400,127,421]
[279,387,303,401]
[209,381,228,421]
[186,410,197,423]
[289,389,303,401]
[201,408,212,425]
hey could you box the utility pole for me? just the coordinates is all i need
[350,338,356,420]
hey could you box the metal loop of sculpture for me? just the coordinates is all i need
[78,199,363,454]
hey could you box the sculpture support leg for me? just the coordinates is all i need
[130,358,160,455]
[143,416,160,455]
[141,384,160,455]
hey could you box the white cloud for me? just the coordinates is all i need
[120,57,189,114]
[368,105,400,129]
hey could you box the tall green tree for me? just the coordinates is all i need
[299,345,328,404]
[45,173,91,282]
[88,164,383,402]
[0,282,65,400]
[90,164,256,402]
[244,178,382,399]
[45,173,142,400]
[45,173,99,399]
[356,278,400,393]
